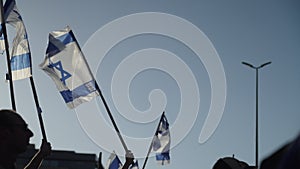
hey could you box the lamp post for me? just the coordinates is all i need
[242,61,271,168]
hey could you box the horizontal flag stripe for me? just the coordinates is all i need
[10,53,31,70]
[156,152,170,165]
[156,152,170,160]
[60,80,97,103]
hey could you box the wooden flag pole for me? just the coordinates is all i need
[0,0,16,110]
[29,77,48,141]
[142,111,165,169]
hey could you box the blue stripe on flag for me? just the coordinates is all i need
[60,80,97,103]
[156,152,170,164]
[46,32,75,57]
[56,32,75,45]
[156,152,170,161]
[10,53,31,70]
[60,89,73,103]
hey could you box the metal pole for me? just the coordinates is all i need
[242,61,271,168]
[96,83,129,152]
[255,68,258,168]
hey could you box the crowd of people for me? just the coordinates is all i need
[1,108,299,169]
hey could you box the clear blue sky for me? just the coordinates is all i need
[0,0,299,169]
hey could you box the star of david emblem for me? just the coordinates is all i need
[48,61,71,85]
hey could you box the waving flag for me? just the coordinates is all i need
[1,0,32,80]
[40,26,99,109]
[152,114,171,165]
[106,152,123,169]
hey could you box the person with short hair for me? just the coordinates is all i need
[0,109,51,169]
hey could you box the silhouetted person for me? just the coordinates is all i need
[0,109,51,169]
[212,156,252,169]
[277,133,300,169]
[259,142,291,169]
[260,132,300,169]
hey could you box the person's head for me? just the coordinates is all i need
[0,109,34,153]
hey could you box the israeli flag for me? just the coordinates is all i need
[106,152,123,169]
[2,0,32,80]
[152,114,171,165]
[40,26,99,109]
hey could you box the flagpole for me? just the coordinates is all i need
[0,0,16,110]
[29,76,48,141]
[68,29,129,152]
[142,111,165,169]
[95,82,129,152]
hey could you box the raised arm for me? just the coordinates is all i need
[122,150,134,169]
[24,140,51,169]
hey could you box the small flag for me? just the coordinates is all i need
[106,152,123,169]
[1,0,32,80]
[40,26,99,109]
[152,114,171,165]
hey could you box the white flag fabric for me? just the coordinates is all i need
[152,114,171,165]
[106,152,123,169]
[1,0,32,80]
[40,26,99,109]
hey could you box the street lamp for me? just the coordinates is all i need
[242,61,271,168]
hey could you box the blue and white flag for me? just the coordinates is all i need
[1,0,32,80]
[40,26,99,109]
[152,114,171,165]
[106,152,123,169]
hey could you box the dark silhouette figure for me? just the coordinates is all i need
[0,109,51,169]
[260,132,300,169]
[277,133,300,169]
[212,156,256,169]
[259,142,291,169]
